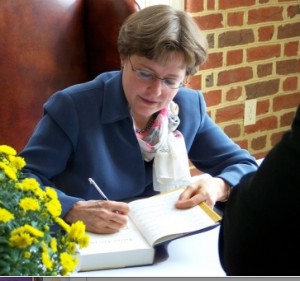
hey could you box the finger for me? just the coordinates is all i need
[86,222,122,234]
[85,211,128,234]
[95,205,128,226]
[175,193,204,209]
[99,200,130,215]
[177,185,197,200]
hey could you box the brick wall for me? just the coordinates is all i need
[185,0,300,163]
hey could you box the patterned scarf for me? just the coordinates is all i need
[135,101,192,192]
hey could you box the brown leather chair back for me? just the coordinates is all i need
[0,0,139,151]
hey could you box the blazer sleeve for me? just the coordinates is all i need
[20,91,82,217]
[177,90,258,187]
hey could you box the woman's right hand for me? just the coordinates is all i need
[64,200,130,234]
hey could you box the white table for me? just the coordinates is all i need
[72,225,226,277]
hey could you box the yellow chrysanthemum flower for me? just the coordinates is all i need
[60,252,78,276]
[8,155,26,170]
[0,145,17,155]
[45,186,58,200]
[24,251,31,258]
[46,199,62,218]
[55,217,71,233]
[50,237,58,253]
[0,207,15,223]
[42,250,54,270]
[19,197,40,212]
[1,144,89,275]
[78,234,90,249]
[68,220,86,240]
[9,232,37,248]
[65,241,77,255]
[11,224,44,238]
[0,162,17,180]
[21,177,41,192]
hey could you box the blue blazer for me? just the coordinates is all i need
[20,71,257,217]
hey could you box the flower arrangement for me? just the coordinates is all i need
[0,145,90,276]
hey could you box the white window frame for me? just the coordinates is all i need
[136,0,184,10]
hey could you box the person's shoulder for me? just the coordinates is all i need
[175,87,204,100]
[174,87,205,107]
[64,71,120,95]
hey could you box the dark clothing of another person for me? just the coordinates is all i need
[219,104,300,276]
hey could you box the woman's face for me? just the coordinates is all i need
[121,53,186,122]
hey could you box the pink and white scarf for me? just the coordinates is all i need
[135,101,192,192]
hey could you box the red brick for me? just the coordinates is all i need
[219,29,254,47]
[258,26,274,41]
[224,124,241,138]
[276,59,300,75]
[257,63,273,77]
[247,45,280,62]
[235,139,248,150]
[280,111,296,127]
[201,52,223,70]
[278,22,300,39]
[228,12,244,26]
[287,5,300,19]
[284,41,299,56]
[251,135,267,150]
[273,93,300,111]
[271,131,286,147]
[207,0,215,10]
[187,75,202,90]
[257,100,270,115]
[245,116,278,134]
[226,87,243,101]
[194,14,223,30]
[215,104,244,123]
[218,67,253,86]
[248,7,283,24]
[203,90,222,107]
[219,0,255,9]
[283,76,298,91]
[185,0,204,12]
[245,79,279,99]
[227,49,243,66]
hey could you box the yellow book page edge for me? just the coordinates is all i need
[199,202,221,223]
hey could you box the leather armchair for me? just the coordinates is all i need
[0,0,139,151]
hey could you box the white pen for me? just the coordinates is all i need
[88,178,109,201]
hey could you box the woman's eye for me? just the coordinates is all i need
[164,79,177,86]
[138,70,154,80]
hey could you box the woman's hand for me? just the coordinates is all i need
[175,174,231,209]
[64,200,130,234]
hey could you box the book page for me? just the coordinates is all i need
[80,218,151,255]
[77,219,155,271]
[128,188,218,246]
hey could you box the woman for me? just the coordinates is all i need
[20,5,257,234]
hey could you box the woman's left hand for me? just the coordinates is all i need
[175,174,230,209]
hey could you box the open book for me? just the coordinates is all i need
[77,188,221,271]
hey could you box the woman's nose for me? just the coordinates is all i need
[148,78,164,95]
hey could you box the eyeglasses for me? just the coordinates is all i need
[128,57,186,89]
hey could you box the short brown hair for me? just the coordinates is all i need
[118,5,208,76]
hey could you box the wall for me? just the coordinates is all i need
[185,0,300,161]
